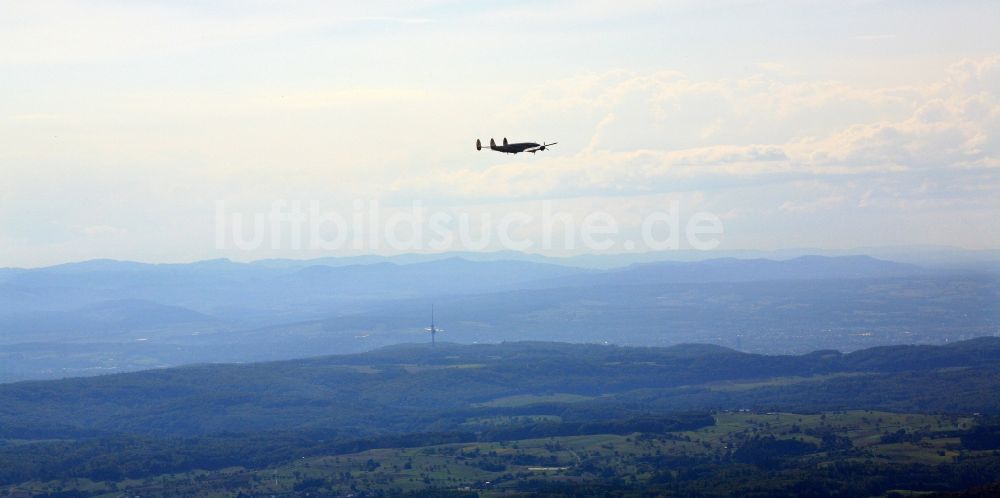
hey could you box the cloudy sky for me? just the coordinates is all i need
[2,0,999,266]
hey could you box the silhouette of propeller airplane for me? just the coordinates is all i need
[476,137,557,154]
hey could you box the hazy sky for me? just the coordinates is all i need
[2,0,999,266]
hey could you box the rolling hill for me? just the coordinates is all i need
[3,338,1000,439]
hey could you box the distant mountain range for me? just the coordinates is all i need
[0,256,588,317]
[6,245,999,272]
[0,253,928,324]
[529,255,926,288]
[0,253,996,383]
[0,253,946,311]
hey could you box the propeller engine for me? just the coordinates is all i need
[535,142,557,152]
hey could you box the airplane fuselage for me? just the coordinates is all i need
[492,142,540,154]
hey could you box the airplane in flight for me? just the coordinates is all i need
[476,137,557,154]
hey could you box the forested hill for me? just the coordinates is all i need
[3,337,1000,439]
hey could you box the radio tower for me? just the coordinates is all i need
[425,304,443,346]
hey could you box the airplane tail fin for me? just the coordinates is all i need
[503,137,508,146]
[490,138,496,148]
[476,139,482,151]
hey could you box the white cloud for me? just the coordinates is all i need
[779,196,847,214]
[0,1,449,65]
[75,225,127,238]
[2,3,999,264]
[396,55,1000,206]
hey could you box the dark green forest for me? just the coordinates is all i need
[4,338,1000,496]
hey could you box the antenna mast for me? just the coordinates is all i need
[425,304,442,346]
